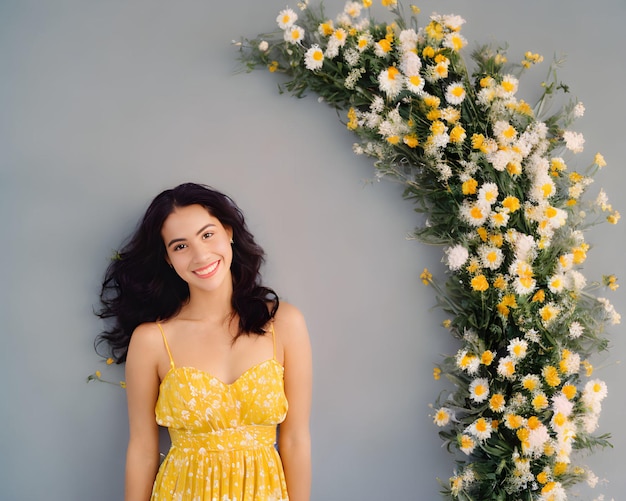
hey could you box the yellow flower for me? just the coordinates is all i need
[433,367,441,380]
[106,357,114,365]
[489,393,505,412]
[420,268,432,285]
[607,210,621,224]
[536,471,549,485]
[515,99,533,116]
[347,107,358,131]
[449,124,466,144]
[504,413,523,429]
[543,365,561,387]
[466,258,480,274]
[268,61,279,72]
[386,135,400,145]
[410,5,420,15]
[462,178,478,195]
[442,319,452,328]
[497,294,517,317]
[425,21,444,41]
[95,370,102,379]
[572,244,588,264]
[493,274,507,289]
[471,274,489,292]
[426,108,441,121]
[603,274,619,291]
[403,134,419,148]
[318,21,334,36]
[594,152,606,167]
[422,45,435,58]
[377,38,392,53]
[479,76,494,88]
[423,95,440,108]
[430,120,446,135]
[583,360,593,376]
[541,482,558,497]
[481,350,495,366]
[471,133,485,151]
[532,393,549,411]
[562,384,577,399]
[531,289,545,303]
[495,54,508,65]
[120,381,127,389]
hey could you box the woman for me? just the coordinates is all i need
[98,183,312,501]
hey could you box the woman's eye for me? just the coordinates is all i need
[173,243,187,251]
[202,232,214,239]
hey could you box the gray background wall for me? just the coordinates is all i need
[1,0,624,499]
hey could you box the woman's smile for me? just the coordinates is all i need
[193,260,220,278]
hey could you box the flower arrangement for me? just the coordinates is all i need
[238,1,620,499]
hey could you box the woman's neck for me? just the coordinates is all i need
[181,279,234,323]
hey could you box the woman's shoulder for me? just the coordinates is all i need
[128,322,164,353]
[273,301,309,344]
[274,301,305,323]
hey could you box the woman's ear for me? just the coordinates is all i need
[226,225,234,242]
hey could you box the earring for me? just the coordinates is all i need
[230,238,234,244]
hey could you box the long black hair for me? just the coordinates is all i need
[96,183,278,362]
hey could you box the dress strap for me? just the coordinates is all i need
[157,323,176,369]
[270,322,277,361]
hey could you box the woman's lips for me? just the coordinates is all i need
[193,260,220,278]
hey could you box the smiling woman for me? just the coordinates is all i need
[96,183,312,501]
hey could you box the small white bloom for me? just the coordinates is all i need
[478,245,503,270]
[469,378,490,403]
[276,8,298,29]
[284,25,305,44]
[552,393,574,417]
[433,407,454,426]
[258,40,269,52]
[507,338,528,360]
[568,321,584,339]
[445,244,469,271]
[573,101,585,117]
[445,82,466,105]
[343,1,362,18]
[563,130,585,153]
[304,45,324,70]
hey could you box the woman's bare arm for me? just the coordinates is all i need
[124,323,162,501]
[275,303,312,501]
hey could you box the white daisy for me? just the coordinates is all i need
[304,45,324,70]
[276,8,298,29]
[284,25,305,44]
[478,245,503,270]
[445,82,466,105]
[378,66,404,99]
[469,378,490,403]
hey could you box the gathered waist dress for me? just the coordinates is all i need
[150,323,289,501]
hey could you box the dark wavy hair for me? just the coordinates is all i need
[96,183,279,362]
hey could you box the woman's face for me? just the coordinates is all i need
[161,204,234,293]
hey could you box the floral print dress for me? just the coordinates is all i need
[151,323,289,501]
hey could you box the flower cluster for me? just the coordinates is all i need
[238,1,619,499]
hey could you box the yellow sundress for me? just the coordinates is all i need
[151,323,289,501]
